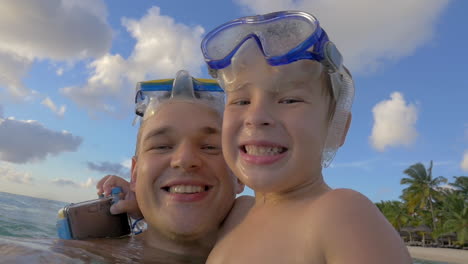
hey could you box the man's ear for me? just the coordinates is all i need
[130,156,138,192]
[339,112,352,147]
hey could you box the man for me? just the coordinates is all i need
[96,70,246,262]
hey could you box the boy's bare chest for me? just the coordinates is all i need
[207,207,325,264]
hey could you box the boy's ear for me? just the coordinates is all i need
[235,178,245,194]
[339,112,352,147]
[130,156,138,192]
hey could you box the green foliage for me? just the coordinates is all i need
[376,160,467,245]
[400,161,447,232]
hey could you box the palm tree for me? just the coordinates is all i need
[400,161,447,231]
[376,200,409,232]
[441,191,468,245]
[449,176,468,197]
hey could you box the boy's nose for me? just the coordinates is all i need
[170,144,202,171]
[243,102,275,128]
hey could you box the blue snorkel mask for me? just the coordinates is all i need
[201,11,354,167]
[133,70,225,125]
[201,11,343,76]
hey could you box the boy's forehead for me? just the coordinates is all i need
[226,60,324,93]
[226,58,323,92]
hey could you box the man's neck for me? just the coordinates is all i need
[143,226,217,258]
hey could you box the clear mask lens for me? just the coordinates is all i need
[133,70,225,124]
[205,15,317,61]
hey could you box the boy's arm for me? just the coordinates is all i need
[217,195,254,240]
[318,189,412,264]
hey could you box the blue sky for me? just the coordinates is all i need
[0,0,466,203]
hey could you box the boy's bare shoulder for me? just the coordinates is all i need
[306,188,412,264]
[218,195,254,239]
[313,188,376,212]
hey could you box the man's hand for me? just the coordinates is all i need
[96,175,143,219]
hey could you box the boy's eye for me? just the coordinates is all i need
[279,98,303,104]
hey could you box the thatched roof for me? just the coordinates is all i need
[439,232,457,238]
[401,225,432,233]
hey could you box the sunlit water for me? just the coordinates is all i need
[0,191,448,263]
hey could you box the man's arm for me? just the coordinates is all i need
[96,174,143,219]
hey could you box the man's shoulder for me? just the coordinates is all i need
[218,195,254,239]
[229,195,255,221]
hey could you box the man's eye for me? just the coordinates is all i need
[201,145,221,154]
[231,99,250,105]
[279,98,303,104]
[147,145,172,152]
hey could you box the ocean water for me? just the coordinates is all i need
[0,191,66,238]
[0,191,450,263]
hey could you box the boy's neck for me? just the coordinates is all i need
[143,226,216,258]
[254,172,331,205]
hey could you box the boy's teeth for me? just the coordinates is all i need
[244,145,283,156]
[169,185,204,194]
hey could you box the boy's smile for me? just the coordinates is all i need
[240,141,288,165]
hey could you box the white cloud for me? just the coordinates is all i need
[51,177,95,188]
[121,159,132,170]
[370,92,418,151]
[439,184,456,191]
[234,0,450,73]
[461,151,468,172]
[0,163,34,184]
[0,50,33,98]
[0,0,112,98]
[41,97,66,117]
[87,161,130,178]
[0,116,82,163]
[61,6,205,116]
[56,68,64,76]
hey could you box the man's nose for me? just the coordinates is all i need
[170,143,202,171]
[244,100,275,128]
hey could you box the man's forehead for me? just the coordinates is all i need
[141,119,221,141]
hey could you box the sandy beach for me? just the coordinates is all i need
[408,246,468,264]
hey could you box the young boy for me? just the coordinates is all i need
[201,11,412,263]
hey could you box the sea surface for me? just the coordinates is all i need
[0,191,450,263]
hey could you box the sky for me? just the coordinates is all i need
[0,0,466,203]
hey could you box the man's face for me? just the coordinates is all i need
[132,101,241,240]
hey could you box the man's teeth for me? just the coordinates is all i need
[244,145,284,156]
[169,185,204,194]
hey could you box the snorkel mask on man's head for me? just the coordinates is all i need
[133,70,225,125]
[200,11,355,167]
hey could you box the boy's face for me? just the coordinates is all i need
[131,101,242,239]
[222,60,331,193]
